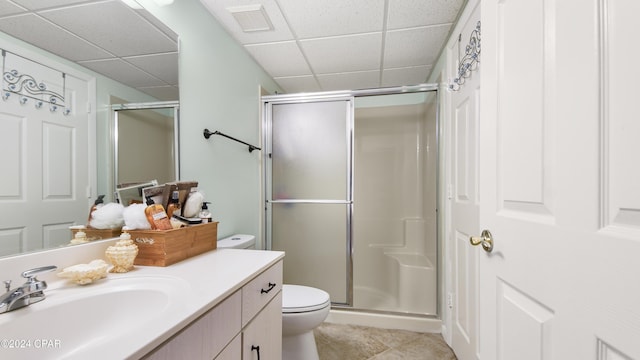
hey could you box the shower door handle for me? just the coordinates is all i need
[470,230,494,252]
[268,199,352,204]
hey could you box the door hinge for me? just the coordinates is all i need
[447,184,453,200]
[447,292,454,309]
[86,102,92,113]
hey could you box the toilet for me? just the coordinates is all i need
[217,234,331,360]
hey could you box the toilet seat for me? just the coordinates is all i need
[282,285,330,313]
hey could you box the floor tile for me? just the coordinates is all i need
[314,323,457,360]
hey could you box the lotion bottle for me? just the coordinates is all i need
[144,197,173,230]
[166,190,182,218]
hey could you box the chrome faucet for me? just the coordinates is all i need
[0,265,57,314]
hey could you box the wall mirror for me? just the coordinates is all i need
[112,101,180,195]
[0,1,179,258]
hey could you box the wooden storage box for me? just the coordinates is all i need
[70,227,122,241]
[129,222,218,267]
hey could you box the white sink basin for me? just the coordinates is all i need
[0,275,191,360]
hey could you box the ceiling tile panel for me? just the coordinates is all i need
[383,24,451,68]
[277,0,386,39]
[136,85,179,102]
[0,13,113,61]
[200,0,293,44]
[387,0,464,29]
[301,33,382,74]
[124,52,179,85]
[11,0,90,11]
[317,70,380,91]
[0,1,26,16]
[39,1,176,57]
[382,66,432,87]
[137,9,179,43]
[78,58,165,87]
[245,41,310,77]
[273,75,320,94]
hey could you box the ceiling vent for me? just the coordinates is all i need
[227,4,274,32]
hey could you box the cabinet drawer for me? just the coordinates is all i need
[242,260,283,327]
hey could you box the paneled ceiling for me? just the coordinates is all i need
[202,0,466,93]
[0,0,179,101]
[0,0,465,98]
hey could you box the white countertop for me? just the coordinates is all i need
[0,248,284,360]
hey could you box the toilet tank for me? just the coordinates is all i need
[217,234,256,249]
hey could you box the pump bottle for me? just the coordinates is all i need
[144,197,173,230]
[166,190,182,218]
[199,202,212,223]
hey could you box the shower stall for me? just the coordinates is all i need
[263,85,439,318]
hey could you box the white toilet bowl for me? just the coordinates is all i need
[282,284,331,360]
[217,235,331,360]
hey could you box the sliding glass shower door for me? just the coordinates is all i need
[265,98,353,305]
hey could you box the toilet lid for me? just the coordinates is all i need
[282,284,331,313]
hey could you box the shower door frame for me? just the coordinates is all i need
[263,93,355,306]
[263,83,440,312]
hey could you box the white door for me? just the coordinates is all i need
[448,2,481,359]
[478,0,640,359]
[0,51,90,255]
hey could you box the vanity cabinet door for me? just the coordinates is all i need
[144,291,241,360]
[215,334,241,360]
[242,292,282,360]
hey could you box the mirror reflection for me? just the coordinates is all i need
[113,101,180,188]
[0,1,179,258]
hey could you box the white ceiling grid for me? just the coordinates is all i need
[201,0,465,93]
[0,0,465,98]
[0,0,179,101]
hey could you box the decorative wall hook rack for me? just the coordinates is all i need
[1,49,71,115]
[203,129,261,153]
[449,21,481,91]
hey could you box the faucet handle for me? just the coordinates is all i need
[21,266,57,282]
[3,280,10,292]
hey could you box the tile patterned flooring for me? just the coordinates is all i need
[314,322,457,360]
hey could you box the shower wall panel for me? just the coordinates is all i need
[352,92,438,315]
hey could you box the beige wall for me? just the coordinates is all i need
[117,109,175,186]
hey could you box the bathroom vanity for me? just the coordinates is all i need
[143,253,283,359]
[0,245,284,360]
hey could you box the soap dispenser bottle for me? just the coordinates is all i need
[166,190,182,218]
[88,194,105,223]
[144,197,173,230]
[199,202,212,223]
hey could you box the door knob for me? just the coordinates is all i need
[470,230,493,252]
